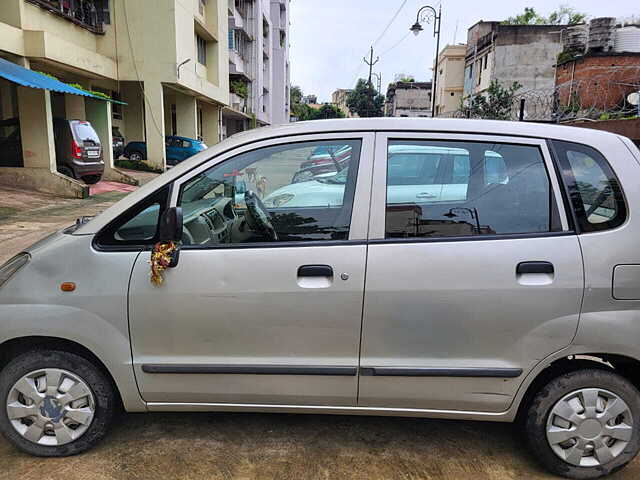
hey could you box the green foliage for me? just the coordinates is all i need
[230,80,248,99]
[290,85,303,105]
[115,159,163,173]
[36,72,112,99]
[398,76,415,83]
[290,85,309,120]
[504,5,587,25]
[346,79,385,118]
[310,104,345,120]
[463,80,522,120]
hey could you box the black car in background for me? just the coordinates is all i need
[0,117,104,184]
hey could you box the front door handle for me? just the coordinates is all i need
[516,261,554,275]
[298,264,333,277]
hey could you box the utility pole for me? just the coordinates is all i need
[363,47,379,87]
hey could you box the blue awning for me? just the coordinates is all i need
[0,57,106,100]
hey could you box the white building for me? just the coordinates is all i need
[224,0,290,137]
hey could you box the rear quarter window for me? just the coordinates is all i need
[552,140,626,233]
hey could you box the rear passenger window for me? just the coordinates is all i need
[552,140,626,232]
[385,140,561,239]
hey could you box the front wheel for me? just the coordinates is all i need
[525,369,640,479]
[0,350,115,457]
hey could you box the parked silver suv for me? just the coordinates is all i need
[1,118,640,478]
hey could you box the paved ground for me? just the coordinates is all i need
[0,170,156,264]
[1,412,638,480]
[1,171,640,479]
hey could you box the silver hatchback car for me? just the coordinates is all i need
[1,118,640,479]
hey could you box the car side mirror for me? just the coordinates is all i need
[158,207,182,268]
[159,207,183,242]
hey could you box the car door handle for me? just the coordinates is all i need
[297,265,334,277]
[416,192,437,199]
[516,261,554,274]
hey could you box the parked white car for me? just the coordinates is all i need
[264,145,507,208]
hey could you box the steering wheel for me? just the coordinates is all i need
[244,190,278,241]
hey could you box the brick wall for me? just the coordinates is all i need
[555,54,640,110]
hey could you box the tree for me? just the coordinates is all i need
[290,85,303,106]
[463,80,522,120]
[311,104,345,120]
[504,5,587,25]
[290,85,308,120]
[346,79,385,118]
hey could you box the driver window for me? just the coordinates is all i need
[177,139,361,246]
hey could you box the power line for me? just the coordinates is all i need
[379,31,411,57]
[372,0,409,47]
[348,0,409,89]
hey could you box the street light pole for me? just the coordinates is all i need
[410,5,442,118]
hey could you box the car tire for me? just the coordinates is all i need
[57,166,75,179]
[129,151,144,162]
[81,175,102,185]
[525,368,640,479]
[0,350,115,457]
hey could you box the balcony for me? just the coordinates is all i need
[25,0,107,34]
[229,50,245,75]
[229,93,247,113]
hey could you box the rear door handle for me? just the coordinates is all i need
[297,264,334,277]
[516,261,554,274]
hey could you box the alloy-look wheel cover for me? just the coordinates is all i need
[6,368,96,446]
[546,387,633,467]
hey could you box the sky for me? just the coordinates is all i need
[289,0,638,103]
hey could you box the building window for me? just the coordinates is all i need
[196,35,207,65]
[483,55,488,70]
[26,0,109,33]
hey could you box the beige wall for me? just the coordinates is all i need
[16,86,55,171]
[435,45,466,115]
[0,0,229,175]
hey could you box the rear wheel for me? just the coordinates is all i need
[128,151,144,162]
[525,369,640,479]
[0,350,115,457]
[81,175,102,185]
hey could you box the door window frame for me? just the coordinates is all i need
[368,132,571,241]
[169,132,375,246]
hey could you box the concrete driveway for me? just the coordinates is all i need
[1,175,639,480]
[0,412,638,480]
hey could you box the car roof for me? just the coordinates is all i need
[74,118,624,235]
[388,145,503,156]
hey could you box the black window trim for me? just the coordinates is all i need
[549,139,628,234]
[93,184,173,251]
[382,138,565,242]
[174,138,363,250]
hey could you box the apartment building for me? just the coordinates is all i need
[463,21,564,98]
[331,88,357,118]
[433,44,466,116]
[223,0,290,138]
[0,0,229,197]
[385,81,432,117]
